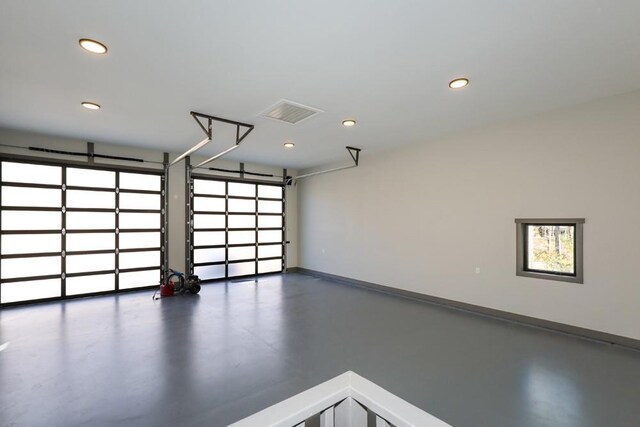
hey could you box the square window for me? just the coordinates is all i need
[516,219,584,283]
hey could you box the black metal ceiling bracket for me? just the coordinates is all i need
[190,111,254,145]
[346,146,361,166]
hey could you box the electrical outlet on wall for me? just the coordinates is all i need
[475,267,481,274]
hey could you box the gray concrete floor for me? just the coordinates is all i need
[1,273,639,427]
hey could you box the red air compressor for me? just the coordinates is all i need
[160,280,175,297]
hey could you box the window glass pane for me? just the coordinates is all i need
[194,214,225,229]
[258,185,282,199]
[66,253,114,274]
[1,279,61,303]
[258,215,282,228]
[194,197,225,212]
[119,173,160,191]
[66,233,115,252]
[1,234,61,255]
[258,200,282,214]
[194,264,225,280]
[119,232,160,249]
[258,259,282,274]
[229,215,256,229]
[1,211,61,230]
[67,168,115,188]
[119,213,160,229]
[119,251,159,270]
[258,230,282,243]
[228,182,255,197]
[194,179,225,195]
[2,186,61,207]
[1,256,61,279]
[67,212,115,230]
[229,246,255,261]
[228,261,255,277]
[229,231,255,245]
[119,269,160,289]
[119,192,160,210]
[66,274,115,295]
[526,225,575,274]
[194,248,225,264]
[66,190,115,209]
[228,198,255,213]
[193,231,225,246]
[2,162,61,185]
[258,245,282,259]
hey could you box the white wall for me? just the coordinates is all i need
[298,90,640,340]
[0,128,297,277]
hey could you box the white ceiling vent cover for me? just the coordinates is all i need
[259,100,323,125]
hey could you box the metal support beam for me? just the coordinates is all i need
[291,146,362,184]
[169,111,254,169]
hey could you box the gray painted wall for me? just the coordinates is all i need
[0,127,298,276]
[298,90,640,340]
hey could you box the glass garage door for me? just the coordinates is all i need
[0,159,165,305]
[190,176,285,281]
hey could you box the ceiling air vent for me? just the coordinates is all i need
[259,100,323,125]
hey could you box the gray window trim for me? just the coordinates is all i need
[515,218,584,284]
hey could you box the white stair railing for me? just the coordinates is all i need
[228,371,452,427]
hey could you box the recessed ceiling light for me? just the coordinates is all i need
[79,38,108,54]
[342,119,356,127]
[283,142,295,148]
[449,78,469,89]
[81,102,101,110]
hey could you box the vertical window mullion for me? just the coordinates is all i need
[115,172,120,292]
[255,184,259,276]
[61,166,66,297]
[225,181,229,279]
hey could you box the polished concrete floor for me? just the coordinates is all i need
[1,273,639,427]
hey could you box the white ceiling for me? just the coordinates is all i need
[1,1,639,169]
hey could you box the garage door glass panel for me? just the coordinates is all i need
[66,190,115,209]
[66,233,115,252]
[229,182,255,197]
[120,269,159,290]
[194,214,225,229]
[1,211,61,230]
[67,212,115,230]
[67,168,115,188]
[119,213,160,229]
[194,264,225,280]
[258,185,282,199]
[194,248,225,263]
[2,162,61,185]
[229,246,255,261]
[228,198,255,213]
[119,232,159,249]
[229,215,255,229]
[119,192,160,210]
[258,215,282,228]
[2,186,61,207]
[119,251,159,270]
[258,259,282,274]
[229,231,255,245]
[1,279,61,303]
[258,200,282,214]
[1,234,61,255]
[66,253,114,274]
[258,244,282,259]
[194,197,225,212]
[228,261,255,277]
[259,230,282,243]
[66,274,115,295]
[1,256,61,279]
[194,231,225,246]
[119,173,160,191]
[194,179,225,195]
